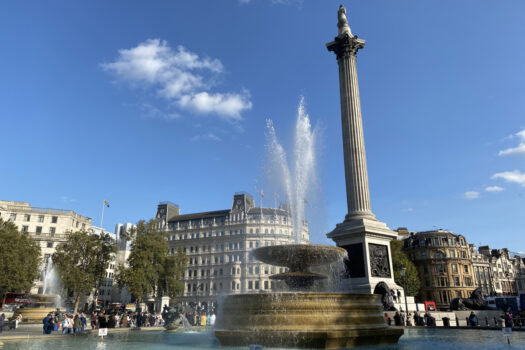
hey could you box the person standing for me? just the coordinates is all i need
[80,313,86,332]
[73,315,82,334]
[210,313,216,326]
[393,312,402,326]
[468,312,478,327]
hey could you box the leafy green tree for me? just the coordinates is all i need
[0,219,41,309]
[390,239,420,297]
[116,219,188,305]
[52,230,116,313]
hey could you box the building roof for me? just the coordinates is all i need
[167,206,291,223]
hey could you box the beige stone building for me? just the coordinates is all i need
[155,192,309,311]
[0,200,92,294]
[403,230,475,310]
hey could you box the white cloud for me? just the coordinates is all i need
[464,191,480,200]
[191,133,222,142]
[499,129,525,156]
[492,170,525,187]
[179,92,251,120]
[485,186,504,192]
[102,39,251,121]
[140,103,180,120]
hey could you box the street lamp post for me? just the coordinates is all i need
[400,266,409,322]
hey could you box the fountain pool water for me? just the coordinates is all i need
[1,328,524,350]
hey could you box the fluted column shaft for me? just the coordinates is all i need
[327,34,376,222]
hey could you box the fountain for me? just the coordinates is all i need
[13,257,63,322]
[214,244,403,348]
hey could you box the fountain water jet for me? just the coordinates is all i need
[265,97,317,244]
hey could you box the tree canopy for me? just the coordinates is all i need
[116,219,188,304]
[0,219,41,308]
[52,230,116,313]
[390,239,421,297]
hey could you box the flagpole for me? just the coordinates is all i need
[100,200,105,228]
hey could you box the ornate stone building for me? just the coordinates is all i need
[469,244,494,297]
[0,200,92,294]
[470,245,521,296]
[403,230,475,310]
[155,192,310,310]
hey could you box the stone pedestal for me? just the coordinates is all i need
[326,7,400,294]
[328,219,399,293]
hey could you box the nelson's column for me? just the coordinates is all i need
[326,5,401,294]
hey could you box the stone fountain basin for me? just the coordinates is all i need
[215,292,403,349]
[253,244,347,271]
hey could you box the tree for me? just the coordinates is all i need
[390,239,420,297]
[0,219,41,309]
[116,219,187,305]
[52,230,116,313]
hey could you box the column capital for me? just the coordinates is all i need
[326,33,365,60]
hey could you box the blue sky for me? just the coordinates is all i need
[1,1,524,250]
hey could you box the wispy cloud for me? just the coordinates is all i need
[140,103,180,120]
[60,196,77,203]
[499,129,525,156]
[492,170,525,187]
[102,39,251,122]
[191,133,222,142]
[485,186,504,192]
[464,191,480,200]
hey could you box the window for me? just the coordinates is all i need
[264,281,269,289]
[433,238,439,246]
[456,290,462,298]
[255,281,260,289]
[465,277,472,286]
[423,265,429,274]
[425,279,430,287]
[452,264,458,273]
[421,251,427,259]
[47,242,53,248]
[436,264,443,273]
[464,265,469,273]
[248,281,253,289]
[454,277,460,286]
[24,214,31,222]
[38,215,44,223]
[51,216,58,224]
[439,277,448,287]
[449,250,456,258]
[10,213,16,221]
[22,225,29,232]
[36,226,42,234]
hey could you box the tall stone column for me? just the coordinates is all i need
[327,30,375,222]
[326,5,399,295]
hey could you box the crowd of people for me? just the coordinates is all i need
[184,311,216,327]
[42,312,87,334]
[385,311,436,327]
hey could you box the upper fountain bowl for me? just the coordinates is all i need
[253,244,346,272]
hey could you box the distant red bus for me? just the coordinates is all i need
[424,301,437,311]
[0,292,31,307]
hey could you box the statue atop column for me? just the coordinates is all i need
[337,4,352,37]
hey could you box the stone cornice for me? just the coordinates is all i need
[326,33,365,60]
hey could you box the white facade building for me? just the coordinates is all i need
[155,192,310,311]
[0,200,92,294]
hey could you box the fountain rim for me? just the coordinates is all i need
[252,244,347,268]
